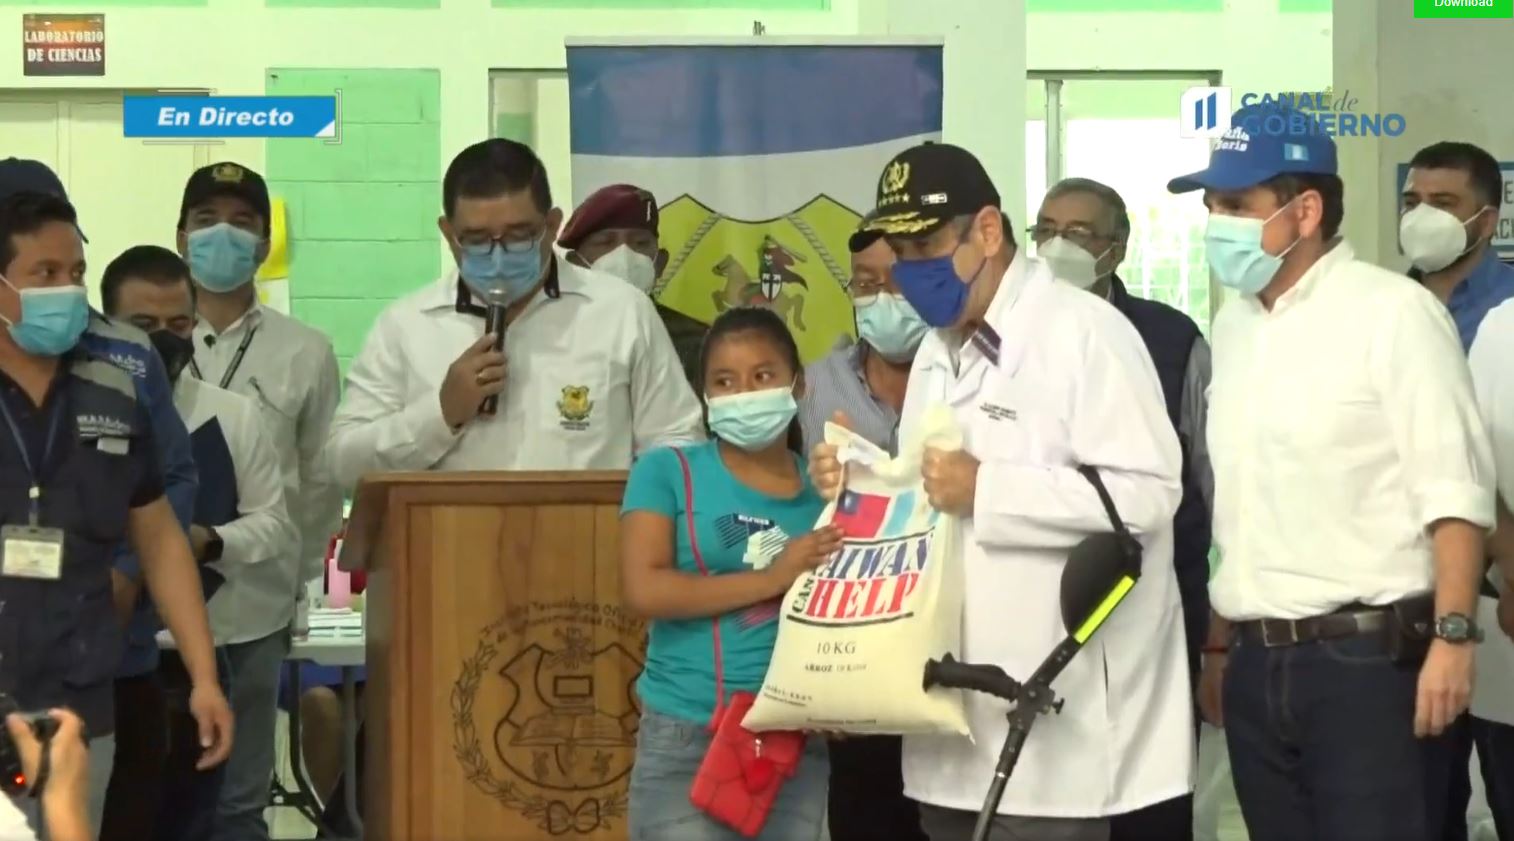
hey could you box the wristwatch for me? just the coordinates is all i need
[1433,612,1484,644]
[202,528,225,563]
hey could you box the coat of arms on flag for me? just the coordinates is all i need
[567,41,944,363]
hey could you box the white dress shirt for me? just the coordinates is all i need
[1469,298,1514,725]
[191,303,344,584]
[1471,299,1514,514]
[899,254,1193,817]
[1207,241,1496,622]
[174,375,299,645]
[327,259,705,483]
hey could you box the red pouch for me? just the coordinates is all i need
[672,449,807,838]
[690,691,807,837]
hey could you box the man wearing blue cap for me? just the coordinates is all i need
[0,159,220,840]
[1172,105,1495,841]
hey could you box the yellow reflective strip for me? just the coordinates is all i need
[1072,575,1136,644]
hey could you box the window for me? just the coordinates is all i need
[1026,73,1220,331]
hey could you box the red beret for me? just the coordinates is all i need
[558,184,660,250]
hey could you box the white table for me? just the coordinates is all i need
[156,629,367,838]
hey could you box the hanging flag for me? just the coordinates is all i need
[567,41,944,362]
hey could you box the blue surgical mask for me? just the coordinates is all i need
[460,237,545,306]
[707,386,799,451]
[0,276,89,357]
[855,293,929,362]
[892,248,984,328]
[1204,202,1299,296]
[187,223,262,293]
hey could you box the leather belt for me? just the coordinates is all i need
[1236,608,1389,648]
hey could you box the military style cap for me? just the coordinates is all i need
[179,162,271,228]
[559,184,659,250]
[862,142,1001,238]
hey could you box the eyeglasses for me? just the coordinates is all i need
[849,277,889,304]
[455,229,544,253]
[1027,224,1107,250]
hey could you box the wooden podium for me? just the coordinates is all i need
[340,471,644,841]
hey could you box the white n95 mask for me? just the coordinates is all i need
[1400,203,1487,273]
[592,244,658,294]
[1037,236,1109,290]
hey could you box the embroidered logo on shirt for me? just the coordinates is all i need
[557,385,593,431]
[77,413,132,438]
[105,351,147,381]
[979,402,1017,423]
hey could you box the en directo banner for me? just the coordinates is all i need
[122,95,338,139]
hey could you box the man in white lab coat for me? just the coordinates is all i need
[813,142,1192,841]
[328,139,704,485]
[1172,103,1494,841]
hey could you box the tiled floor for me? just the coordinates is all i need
[262,716,1498,840]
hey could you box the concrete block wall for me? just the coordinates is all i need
[264,68,443,374]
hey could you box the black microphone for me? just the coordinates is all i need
[203,334,216,348]
[479,304,507,416]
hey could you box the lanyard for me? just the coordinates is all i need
[0,396,63,526]
[190,326,259,389]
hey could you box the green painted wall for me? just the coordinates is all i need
[1027,0,1222,12]
[265,68,442,374]
[1279,0,1330,11]
[266,0,436,8]
[2,0,204,6]
[494,113,535,145]
[497,0,826,8]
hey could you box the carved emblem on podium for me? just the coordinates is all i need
[452,601,646,836]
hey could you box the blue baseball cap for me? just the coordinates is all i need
[0,157,87,241]
[1167,103,1339,194]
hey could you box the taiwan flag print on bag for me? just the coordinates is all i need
[743,406,970,736]
[833,490,889,539]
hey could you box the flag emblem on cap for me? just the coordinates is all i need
[1283,144,1309,162]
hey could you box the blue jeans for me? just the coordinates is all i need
[628,708,829,841]
[212,630,291,841]
[1223,629,1455,841]
[1445,713,1514,841]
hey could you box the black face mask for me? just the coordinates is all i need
[150,329,195,383]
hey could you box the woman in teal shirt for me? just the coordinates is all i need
[620,306,842,841]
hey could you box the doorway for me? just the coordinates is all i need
[1026,72,1221,330]
[0,89,212,305]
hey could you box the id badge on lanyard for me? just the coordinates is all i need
[190,326,259,389]
[0,397,64,580]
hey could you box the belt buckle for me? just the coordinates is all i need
[1261,620,1299,648]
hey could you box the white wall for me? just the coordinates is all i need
[1334,2,1514,266]
[0,0,870,180]
[1027,0,1330,96]
[862,0,1028,226]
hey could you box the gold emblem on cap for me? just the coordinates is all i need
[865,211,936,236]
[211,164,245,184]
[880,161,910,195]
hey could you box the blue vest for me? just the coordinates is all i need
[1107,277,1211,658]
[0,350,146,736]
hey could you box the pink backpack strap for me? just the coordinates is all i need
[671,447,726,726]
